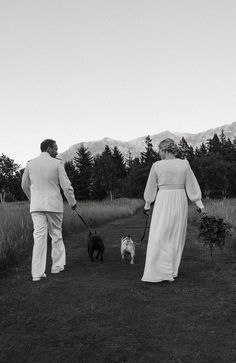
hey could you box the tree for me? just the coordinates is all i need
[100,145,117,200]
[221,137,235,162]
[112,146,127,197]
[64,160,79,198]
[219,129,227,146]
[122,157,145,198]
[0,154,23,201]
[90,145,116,200]
[195,143,207,158]
[140,136,159,167]
[73,145,93,200]
[91,155,107,200]
[112,146,126,179]
[64,160,77,183]
[177,137,195,163]
[207,133,221,154]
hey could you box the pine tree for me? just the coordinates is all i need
[112,146,127,197]
[91,145,116,200]
[177,137,195,163]
[102,145,115,200]
[207,133,221,154]
[199,143,207,155]
[91,155,107,200]
[112,147,126,176]
[73,145,93,200]
[125,149,133,171]
[233,136,236,150]
[64,160,79,198]
[140,136,159,167]
[64,160,77,183]
[123,157,145,197]
[219,129,227,146]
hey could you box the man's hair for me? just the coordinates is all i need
[40,139,56,152]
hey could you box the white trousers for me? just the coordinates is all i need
[31,212,66,279]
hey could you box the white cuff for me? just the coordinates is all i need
[195,200,204,209]
[144,202,151,210]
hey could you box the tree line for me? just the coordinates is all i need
[1,130,236,202]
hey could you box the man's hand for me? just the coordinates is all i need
[71,203,77,211]
[143,208,150,216]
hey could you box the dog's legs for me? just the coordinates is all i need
[130,252,135,264]
[100,253,103,262]
[88,248,94,262]
[90,251,94,262]
[96,251,100,260]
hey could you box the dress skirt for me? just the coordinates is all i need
[141,189,188,282]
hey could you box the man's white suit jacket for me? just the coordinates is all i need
[21,152,76,212]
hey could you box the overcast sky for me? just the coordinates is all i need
[1,0,236,166]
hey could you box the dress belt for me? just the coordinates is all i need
[158,184,185,190]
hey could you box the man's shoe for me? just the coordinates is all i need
[32,273,47,282]
[51,267,64,274]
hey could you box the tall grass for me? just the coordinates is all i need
[62,198,144,235]
[0,202,33,268]
[0,198,143,269]
[1,198,235,270]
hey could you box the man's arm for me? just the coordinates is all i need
[21,163,31,200]
[58,162,77,208]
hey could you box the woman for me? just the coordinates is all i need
[141,138,205,283]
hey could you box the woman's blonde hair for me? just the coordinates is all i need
[158,138,178,154]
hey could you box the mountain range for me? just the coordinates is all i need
[59,121,236,163]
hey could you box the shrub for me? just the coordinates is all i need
[199,215,232,256]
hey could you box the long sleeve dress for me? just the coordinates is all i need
[141,158,204,283]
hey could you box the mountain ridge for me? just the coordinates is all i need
[59,121,236,163]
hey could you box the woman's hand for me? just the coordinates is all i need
[143,208,151,216]
[196,207,207,215]
[71,203,77,211]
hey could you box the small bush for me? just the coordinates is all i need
[199,215,232,256]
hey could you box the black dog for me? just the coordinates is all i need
[87,231,105,262]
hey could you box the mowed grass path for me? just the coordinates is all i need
[0,209,236,363]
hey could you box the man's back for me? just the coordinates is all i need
[22,152,75,212]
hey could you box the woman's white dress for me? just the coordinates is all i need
[141,158,204,283]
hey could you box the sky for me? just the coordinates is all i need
[1,0,236,166]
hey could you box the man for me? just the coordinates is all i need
[21,139,77,282]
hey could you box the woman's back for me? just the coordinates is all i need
[154,158,187,186]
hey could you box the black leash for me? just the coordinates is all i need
[140,215,150,242]
[74,210,92,234]
[74,209,150,242]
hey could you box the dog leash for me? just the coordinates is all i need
[74,210,92,234]
[140,215,150,242]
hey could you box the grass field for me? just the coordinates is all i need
[0,199,143,269]
[0,199,236,362]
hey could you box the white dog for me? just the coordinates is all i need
[121,235,135,264]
